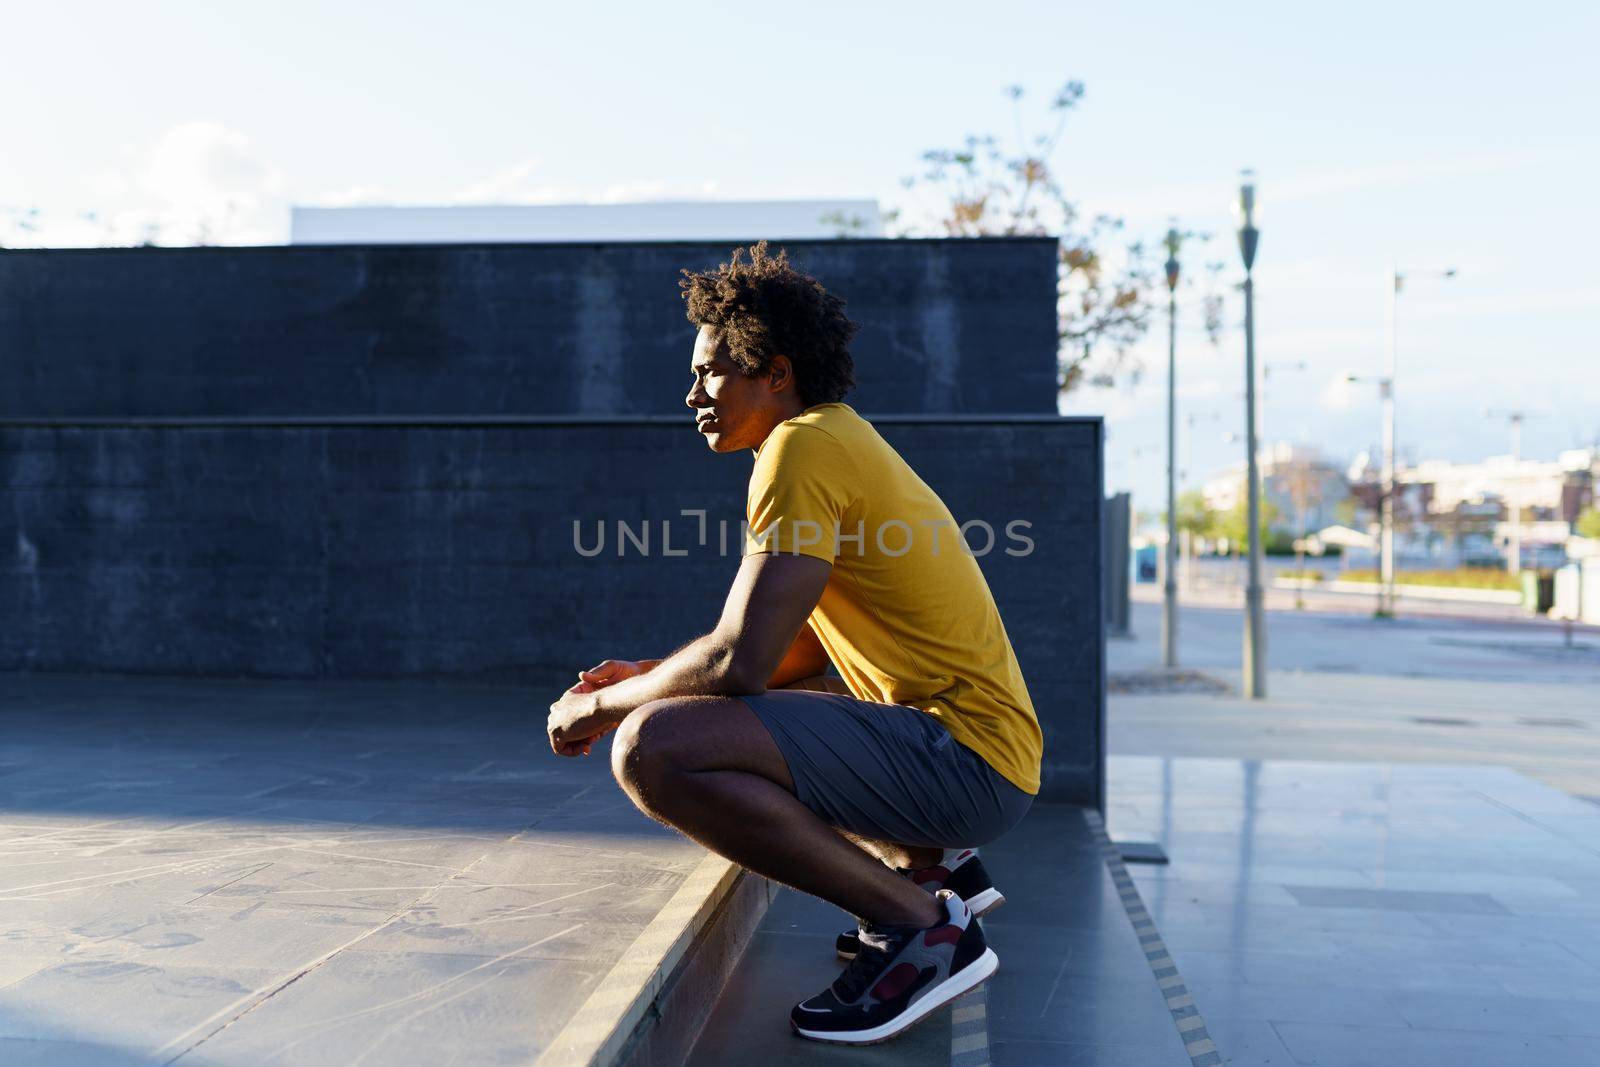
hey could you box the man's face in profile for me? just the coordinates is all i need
[685,325,777,453]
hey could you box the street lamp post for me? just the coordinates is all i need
[1259,360,1308,452]
[1163,227,1182,669]
[1379,266,1456,617]
[1379,268,1400,617]
[1236,174,1266,700]
[1342,371,1392,615]
[1506,412,1523,577]
[1486,409,1538,575]
[1179,411,1221,593]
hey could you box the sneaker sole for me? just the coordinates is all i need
[963,887,1005,917]
[835,893,1005,961]
[795,947,999,1045]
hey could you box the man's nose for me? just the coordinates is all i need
[685,383,705,408]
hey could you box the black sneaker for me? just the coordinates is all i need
[836,848,1003,960]
[793,890,997,1045]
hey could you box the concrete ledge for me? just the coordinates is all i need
[538,854,774,1067]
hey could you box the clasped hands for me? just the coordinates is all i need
[547,659,648,757]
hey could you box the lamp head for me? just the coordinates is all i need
[1164,226,1181,291]
[1235,170,1259,271]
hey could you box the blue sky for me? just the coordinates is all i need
[5,1,1597,506]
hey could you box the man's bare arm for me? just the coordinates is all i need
[580,553,831,725]
[766,620,830,689]
[579,618,824,703]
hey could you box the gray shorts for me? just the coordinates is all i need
[737,689,1033,849]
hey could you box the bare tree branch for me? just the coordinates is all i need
[893,80,1154,395]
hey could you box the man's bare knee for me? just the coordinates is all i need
[610,698,684,801]
[610,695,797,810]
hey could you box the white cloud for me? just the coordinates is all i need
[452,157,546,203]
[142,122,281,206]
[138,121,285,244]
[89,169,129,201]
[6,121,287,246]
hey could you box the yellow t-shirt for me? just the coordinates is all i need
[744,403,1043,795]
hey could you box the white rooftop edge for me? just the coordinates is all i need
[289,199,883,243]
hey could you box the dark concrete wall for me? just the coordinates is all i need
[0,239,1060,418]
[0,416,1103,805]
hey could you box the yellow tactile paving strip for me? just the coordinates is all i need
[1084,809,1222,1067]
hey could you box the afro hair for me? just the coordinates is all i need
[679,240,858,407]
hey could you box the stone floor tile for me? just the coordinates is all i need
[1272,1019,1573,1067]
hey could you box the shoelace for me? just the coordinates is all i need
[832,927,912,1003]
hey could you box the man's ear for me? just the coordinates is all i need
[767,355,794,394]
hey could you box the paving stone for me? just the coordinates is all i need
[0,674,703,1064]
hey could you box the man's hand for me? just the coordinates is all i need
[546,553,830,733]
[547,683,617,758]
[577,659,651,687]
[547,660,655,757]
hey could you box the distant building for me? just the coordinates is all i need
[288,199,884,244]
[1201,443,1353,542]
[1558,448,1599,523]
[1408,451,1587,521]
[1203,444,1599,568]
[1403,448,1596,566]
[1336,446,1599,568]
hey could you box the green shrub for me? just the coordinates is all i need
[1578,507,1600,540]
[1337,569,1522,591]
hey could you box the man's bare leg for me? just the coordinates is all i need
[610,695,944,929]
[836,831,942,872]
